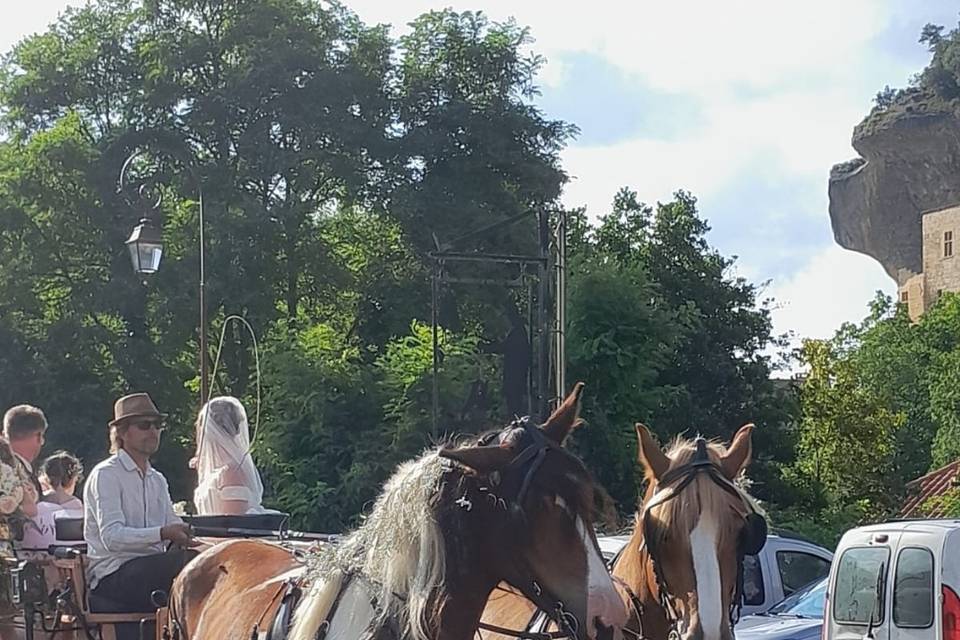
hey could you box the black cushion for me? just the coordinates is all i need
[54,517,84,542]
[88,591,143,614]
[183,513,288,532]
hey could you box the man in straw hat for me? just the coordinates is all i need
[83,393,199,624]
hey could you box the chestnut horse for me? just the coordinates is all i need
[167,384,627,640]
[481,423,766,640]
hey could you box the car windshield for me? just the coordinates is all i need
[768,577,828,618]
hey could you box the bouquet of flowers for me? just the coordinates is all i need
[0,463,23,516]
[0,462,27,545]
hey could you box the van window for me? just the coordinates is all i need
[743,555,765,605]
[769,577,827,618]
[893,547,934,628]
[833,547,890,625]
[777,551,831,595]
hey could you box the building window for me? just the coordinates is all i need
[945,231,954,258]
[900,291,909,304]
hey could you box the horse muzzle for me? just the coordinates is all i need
[587,583,628,640]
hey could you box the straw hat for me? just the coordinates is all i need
[109,393,167,427]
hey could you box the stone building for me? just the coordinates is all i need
[897,204,960,321]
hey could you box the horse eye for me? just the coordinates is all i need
[553,495,576,520]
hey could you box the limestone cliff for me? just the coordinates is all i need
[828,88,960,284]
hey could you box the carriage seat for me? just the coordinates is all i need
[49,517,157,639]
[88,591,148,614]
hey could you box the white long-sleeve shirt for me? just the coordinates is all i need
[83,449,182,589]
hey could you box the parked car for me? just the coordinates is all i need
[598,530,834,616]
[735,576,827,640]
[823,518,960,640]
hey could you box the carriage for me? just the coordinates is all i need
[1,512,331,640]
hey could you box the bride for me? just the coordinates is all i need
[190,396,268,515]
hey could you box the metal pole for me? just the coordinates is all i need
[526,273,535,419]
[555,211,567,403]
[431,261,440,439]
[538,209,550,420]
[198,189,208,406]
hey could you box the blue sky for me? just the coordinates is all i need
[6,0,960,354]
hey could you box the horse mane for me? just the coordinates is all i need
[289,451,451,640]
[643,437,760,554]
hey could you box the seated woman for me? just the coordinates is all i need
[191,396,267,515]
[20,451,83,550]
[39,451,83,510]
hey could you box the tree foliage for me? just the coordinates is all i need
[786,293,960,537]
[563,189,794,513]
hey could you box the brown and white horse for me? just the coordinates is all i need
[167,384,627,640]
[481,423,766,640]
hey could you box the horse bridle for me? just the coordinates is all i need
[473,417,585,640]
[639,437,767,640]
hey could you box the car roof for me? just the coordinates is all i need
[842,519,960,537]
[597,531,832,559]
[598,535,630,559]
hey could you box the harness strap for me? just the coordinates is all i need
[476,620,569,640]
[253,579,292,634]
[515,447,547,506]
[611,575,648,640]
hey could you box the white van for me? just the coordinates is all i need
[824,519,960,640]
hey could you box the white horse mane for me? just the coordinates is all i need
[289,451,450,640]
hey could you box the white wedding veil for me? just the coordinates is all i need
[194,396,265,514]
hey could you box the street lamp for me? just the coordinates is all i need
[125,217,164,274]
[118,149,209,405]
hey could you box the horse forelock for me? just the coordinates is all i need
[645,438,754,548]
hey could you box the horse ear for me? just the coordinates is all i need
[541,382,585,444]
[635,423,670,481]
[440,445,514,475]
[721,423,754,480]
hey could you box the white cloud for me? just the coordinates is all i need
[560,87,871,217]
[348,0,902,94]
[768,245,894,342]
[530,0,888,95]
[0,2,83,53]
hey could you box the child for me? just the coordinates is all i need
[40,451,83,510]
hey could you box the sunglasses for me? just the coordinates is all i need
[130,420,165,432]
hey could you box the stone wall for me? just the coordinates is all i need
[899,273,926,322]
[921,205,960,309]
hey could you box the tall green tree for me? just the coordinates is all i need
[794,337,905,514]
[0,0,398,496]
[0,1,581,514]
[784,293,960,540]
[564,189,794,513]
